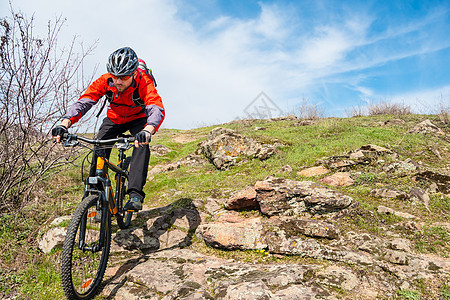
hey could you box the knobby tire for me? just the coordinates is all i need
[116,156,133,229]
[61,195,111,300]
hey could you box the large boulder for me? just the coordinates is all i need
[255,176,353,216]
[198,127,276,170]
[196,217,266,250]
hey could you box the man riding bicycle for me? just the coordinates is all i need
[52,47,165,211]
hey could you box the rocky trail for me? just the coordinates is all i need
[39,117,450,299]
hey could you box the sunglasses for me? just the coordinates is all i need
[110,73,134,81]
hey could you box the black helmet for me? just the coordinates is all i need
[106,47,139,76]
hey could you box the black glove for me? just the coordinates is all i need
[51,125,68,137]
[135,130,152,144]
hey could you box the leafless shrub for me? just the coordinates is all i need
[436,103,449,125]
[348,105,367,117]
[367,101,411,116]
[0,7,95,212]
[291,98,324,120]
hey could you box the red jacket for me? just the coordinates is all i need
[65,69,165,131]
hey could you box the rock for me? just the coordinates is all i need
[409,188,431,211]
[318,144,396,170]
[346,231,384,255]
[150,144,172,156]
[408,119,445,135]
[384,250,409,265]
[389,238,412,253]
[291,119,317,126]
[178,154,207,167]
[359,144,394,155]
[219,280,274,299]
[396,221,423,232]
[377,205,416,219]
[297,166,330,177]
[266,216,340,240]
[265,232,323,257]
[316,156,358,170]
[371,188,408,200]
[270,115,298,121]
[277,164,293,174]
[384,119,405,126]
[196,217,266,250]
[147,162,179,177]
[112,207,201,251]
[414,171,450,194]
[224,186,259,210]
[255,176,352,216]
[316,266,359,291]
[202,197,228,219]
[38,227,66,253]
[384,159,418,174]
[319,172,354,187]
[198,128,276,170]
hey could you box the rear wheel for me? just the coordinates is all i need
[116,156,133,229]
[61,195,111,300]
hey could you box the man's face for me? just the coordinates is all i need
[111,72,135,92]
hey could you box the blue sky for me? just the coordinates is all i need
[2,0,450,129]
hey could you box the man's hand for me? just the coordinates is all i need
[52,119,71,143]
[134,130,152,148]
[134,125,155,148]
[52,125,68,143]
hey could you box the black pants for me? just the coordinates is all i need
[90,117,150,201]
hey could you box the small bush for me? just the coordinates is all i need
[368,102,411,116]
[437,103,449,125]
[291,98,324,120]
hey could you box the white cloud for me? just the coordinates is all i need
[2,0,449,129]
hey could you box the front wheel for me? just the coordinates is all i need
[116,156,133,229]
[61,195,111,300]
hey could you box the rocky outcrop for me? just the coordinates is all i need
[408,119,446,135]
[414,171,450,194]
[198,127,276,170]
[36,135,449,299]
[255,176,352,215]
[316,144,396,170]
[102,248,343,299]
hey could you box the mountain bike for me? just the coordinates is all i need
[60,133,135,300]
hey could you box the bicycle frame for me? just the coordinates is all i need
[84,156,128,213]
[63,134,132,253]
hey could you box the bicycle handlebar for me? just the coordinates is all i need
[62,133,135,147]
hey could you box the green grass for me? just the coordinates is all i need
[397,289,421,300]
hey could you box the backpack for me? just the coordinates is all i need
[95,59,157,117]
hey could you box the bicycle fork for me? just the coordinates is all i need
[78,157,114,253]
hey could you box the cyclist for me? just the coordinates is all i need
[52,47,165,211]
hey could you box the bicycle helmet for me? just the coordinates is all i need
[106,47,139,76]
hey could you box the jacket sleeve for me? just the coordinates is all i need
[139,74,165,132]
[63,75,108,125]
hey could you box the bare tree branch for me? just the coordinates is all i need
[0,6,97,212]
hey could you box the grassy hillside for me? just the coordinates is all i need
[0,114,449,299]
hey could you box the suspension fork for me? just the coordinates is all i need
[95,156,118,215]
[78,157,113,253]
